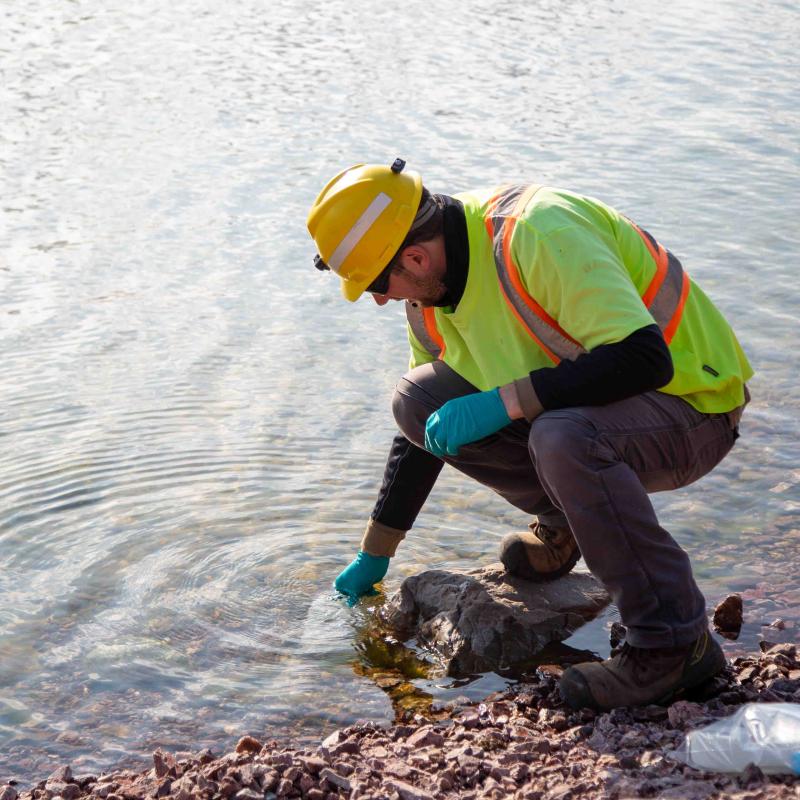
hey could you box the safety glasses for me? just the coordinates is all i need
[365,262,394,295]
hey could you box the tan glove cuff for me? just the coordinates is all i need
[360,519,407,558]
[513,376,545,422]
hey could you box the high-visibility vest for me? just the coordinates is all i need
[406,183,690,363]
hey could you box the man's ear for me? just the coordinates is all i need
[400,244,430,272]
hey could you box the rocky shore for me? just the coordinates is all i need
[6,641,800,800]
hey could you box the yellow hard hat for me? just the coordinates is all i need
[307,158,422,302]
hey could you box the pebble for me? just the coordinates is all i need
[712,593,743,639]
[234,737,261,755]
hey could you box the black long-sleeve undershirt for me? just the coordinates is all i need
[530,323,673,410]
[371,323,674,531]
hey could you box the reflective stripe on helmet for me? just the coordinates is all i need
[328,192,392,273]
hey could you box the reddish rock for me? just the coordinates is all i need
[151,753,171,781]
[713,594,743,639]
[233,791,261,800]
[298,775,315,793]
[318,768,351,793]
[666,700,705,729]
[407,727,444,749]
[383,779,434,800]
[217,777,239,798]
[297,757,326,775]
[275,778,292,797]
[234,737,261,755]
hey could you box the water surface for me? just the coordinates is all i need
[1,0,799,784]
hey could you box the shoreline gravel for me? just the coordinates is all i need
[6,642,800,800]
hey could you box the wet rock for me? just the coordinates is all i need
[713,593,743,639]
[380,564,609,675]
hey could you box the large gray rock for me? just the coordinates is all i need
[380,563,610,675]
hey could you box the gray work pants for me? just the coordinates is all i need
[393,360,742,649]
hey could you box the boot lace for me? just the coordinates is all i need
[535,523,559,543]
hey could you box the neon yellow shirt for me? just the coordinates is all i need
[408,186,753,414]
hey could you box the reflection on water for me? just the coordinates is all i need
[2,0,799,785]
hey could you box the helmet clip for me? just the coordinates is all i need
[390,158,406,174]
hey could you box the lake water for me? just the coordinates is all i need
[1,0,799,785]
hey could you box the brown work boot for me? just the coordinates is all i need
[559,630,726,711]
[499,522,580,582]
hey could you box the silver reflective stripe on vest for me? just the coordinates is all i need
[630,223,689,340]
[405,300,441,358]
[649,250,686,333]
[488,184,587,363]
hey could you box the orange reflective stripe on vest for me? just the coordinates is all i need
[487,184,586,364]
[406,185,691,361]
[406,300,444,358]
[627,220,691,345]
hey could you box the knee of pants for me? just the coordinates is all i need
[392,384,430,447]
[528,412,597,482]
[391,361,478,448]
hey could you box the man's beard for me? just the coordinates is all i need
[400,268,447,307]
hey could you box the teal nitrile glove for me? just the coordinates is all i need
[334,551,390,603]
[424,387,512,458]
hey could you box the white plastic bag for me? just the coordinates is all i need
[675,702,800,774]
